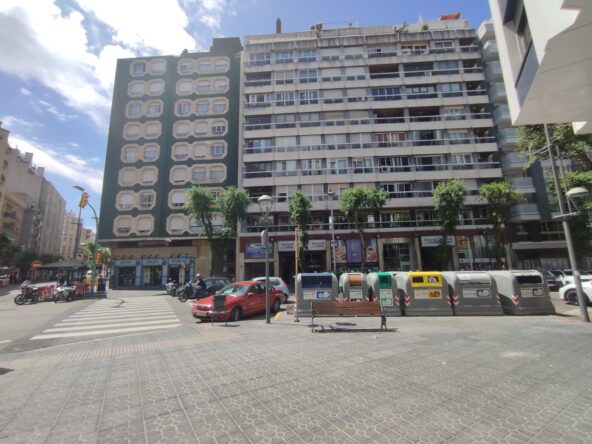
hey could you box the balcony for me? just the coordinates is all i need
[497,128,518,149]
[511,203,540,222]
[482,40,499,62]
[485,61,503,81]
[510,177,536,194]
[489,84,507,103]
[501,153,528,172]
[493,105,511,126]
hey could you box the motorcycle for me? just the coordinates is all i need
[14,282,39,305]
[178,282,208,302]
[165,281,180,296]
[54,284,76,303]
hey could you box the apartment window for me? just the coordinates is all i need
[123,147,138,162]
[196,102,209,114]
[435,60,459,75]
[328,158,348,175]
[147,102,161,116]
[212,124,226,135]
[148,80,164,95]
[276,185,297,202]
[171,191,185,208]
[179,61,193,74]
[447,130,470,144]
[442,106,465,120]
[298,69,317,83]
[137,218,152,234]
[404,62,433,77]
[132,62,145,75]
[275,113,296,128]
[248,139,273,153]
[302,184,324,202]
[129,82,144,97]
[301,159,323,176]
[406,85,436,99]
[450,154,473,165]
[275,91,294,106]
[276,160,297,176]
[178,80,193,94]
[177,102,191,115]
[210,167,224,180]
[192,168,206,181]
[433,41,454,53]
[172,168,187,183]
[116,219,132,235]
[124,124,141,139]
[141,168,156,184]
[194,143,207,158]
[298,49,316,62]
[150,61,165,74]
[275,51,293,64]
[198,60,212,72]
[516,9,532,58]
[214,59,228,72]
[211,144,225,157]
[401,44,428,55]
[173,144,189,160]
[275,71,294,84]
[195,121,208,136]
[371,87,401,101]
[197,81,211,93]
[127,102,142,117]
[214,79,228,92]
[140,193,154,208]
[299,90,318,105]
[118,193,134,209]
[212,102,226,113]
[353,157,374,173]
[143,147,158,160]
[249,53,270,66]
[145,122,160,138]
[174,122,191,137]
[376,132,406,147]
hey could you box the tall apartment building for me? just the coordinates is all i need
[99,38,242,287]
[478,20,571,270]
[236,16,504,281]
[0,123,10,232]
[59,211,84,260]
[0,132,65,254]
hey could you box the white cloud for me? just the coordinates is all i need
[0,114,42,130]
[38,100,78,121]
[19,87,32,96]
[7,132,103,194]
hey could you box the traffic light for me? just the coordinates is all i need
[79,192,89,208]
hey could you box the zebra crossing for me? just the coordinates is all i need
[31,296,181,340]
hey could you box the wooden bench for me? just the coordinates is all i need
[311,300,387,332]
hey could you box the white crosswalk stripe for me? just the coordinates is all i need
[31,296,181,340]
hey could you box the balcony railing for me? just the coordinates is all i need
[510,177,536,193]
[493,105,511,124]
[501,153,528,171]
[244,136,496,155]
[243,161,500,179]
[244,65,484,87]
[511,203,540,221]
[242,217,490,233]
[244,45,481,68]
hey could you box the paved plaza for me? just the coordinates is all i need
[0,291,591,443]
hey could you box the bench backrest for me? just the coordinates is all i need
[312,300,382,316]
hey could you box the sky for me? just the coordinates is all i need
[0,0,491,230]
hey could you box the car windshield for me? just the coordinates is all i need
[219,284,249,296]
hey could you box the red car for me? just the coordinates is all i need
[191,281,284,322]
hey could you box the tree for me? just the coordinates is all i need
[516,123,592,170]
[479,182,523,268]
[186,186,218,274]
[288,191,312,272]
[433,180,467,270]
[340,187,388,272]
[217,187,251,239]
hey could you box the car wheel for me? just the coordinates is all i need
[230,307,242,322]
[566,290,578,305]
[272,298,281,313]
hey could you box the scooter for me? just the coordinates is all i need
[14,282,39,305]
[178,282,208,302]
[54,283,76,303]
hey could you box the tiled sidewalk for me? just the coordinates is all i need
[0,314,591,443]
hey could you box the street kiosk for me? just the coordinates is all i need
[395,271,452,316]
[295,272,338,316]
[488,270,555,315]
[442,271,503,316]
[338,272,367,302]
[366,272,401,316]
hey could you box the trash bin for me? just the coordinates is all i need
[366,272,401,316]
[441,271,503,316]
[488,270,555,315]
[295,273,338,316]
[394,271,452,316]
[338,272,367,302]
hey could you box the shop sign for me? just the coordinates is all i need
[278,240,327,252]
[421,236,455,247]
[245,243,271,259]
[278,240,295,252]
[142,258,164,266]
[115,259,137,267]
[335,240,347,263]
[366,238,378,262]
[169,258,191,265]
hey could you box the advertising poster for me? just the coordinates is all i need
[335,240,347,263]
[245,243,271,259]
[346,239,362,263]
[365,238,378,262]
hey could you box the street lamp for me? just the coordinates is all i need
[544,124,590,322]
[258,194,273,324]
[73,185,84,260]
[328,191,337,274]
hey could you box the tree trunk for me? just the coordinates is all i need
[358,224,366,273]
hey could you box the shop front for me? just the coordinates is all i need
[243,242,271,280]
[277,239,327,286]
[141,258,164,286]
[334,238,379,274]
[112,259,139,287]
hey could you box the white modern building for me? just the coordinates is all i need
[488,0,592,133]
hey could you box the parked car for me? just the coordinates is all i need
[551,270,574,287]
[559,280,592,306]
[191,281,284,322]
[537,269,560,291]
[203,277,231,293]
[252,276,289,303]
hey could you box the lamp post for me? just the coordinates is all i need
[328,191,337,274]
[544,124,590,322]
[258,194,273,324]
[73,185,84,260]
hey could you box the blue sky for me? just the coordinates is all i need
[0,0,490,230]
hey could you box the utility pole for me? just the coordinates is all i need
[73,185,84,260]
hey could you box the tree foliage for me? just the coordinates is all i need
[340,187,388,272]
[433,180,467,269]
[516,123,592,170]
[288,191,312,271]
[479,182,523,267]
[217,187,250,239]
[186,186,216,241]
